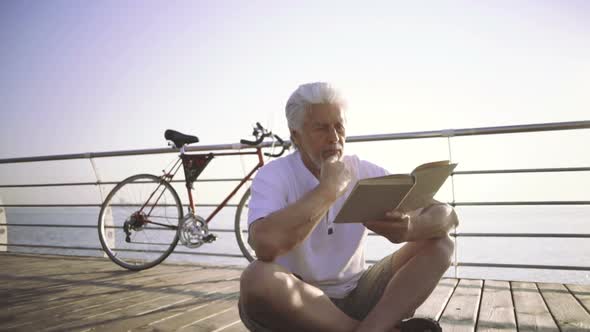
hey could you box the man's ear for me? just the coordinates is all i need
[290,129,300,149]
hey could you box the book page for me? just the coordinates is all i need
[412,160,452,172]
[397,162,457,212]
[359,174,411,185]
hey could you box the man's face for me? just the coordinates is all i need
[292,103,346,175]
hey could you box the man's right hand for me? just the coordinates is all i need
[319,155,352,200]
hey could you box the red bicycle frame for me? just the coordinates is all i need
[162,147,265,225]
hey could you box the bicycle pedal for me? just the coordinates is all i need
[203,234,217,243]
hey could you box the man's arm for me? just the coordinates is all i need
[249,185,335,261]
[249,156,351,262]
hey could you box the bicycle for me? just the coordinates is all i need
[97,123,287,271]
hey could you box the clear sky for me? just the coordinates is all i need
[1,0,588,158]
[0,1,589,204]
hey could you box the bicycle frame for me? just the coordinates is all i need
[147,146,265,227]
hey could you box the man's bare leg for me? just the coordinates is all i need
[240,261,359,332]
[356,235,454,332]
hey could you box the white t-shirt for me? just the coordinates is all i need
[248,151,388,298]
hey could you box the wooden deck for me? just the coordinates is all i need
[0,254,589,332]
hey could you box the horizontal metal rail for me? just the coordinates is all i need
[4,243,587,271]
[0,178,249,189]
[351,258,590,271]
[453,201,590,206]
[0,243,101,251]
[2,166,589,189]
[1,120,588,164]
[0,243,244,258]
[351,120,590,143]
[451,233,590,238]
[0,203,239,208]
[4,223,589,239]
[0,223,235,233]
[3,201,589,208]
[455,262,590,272]
[454,167,590,175]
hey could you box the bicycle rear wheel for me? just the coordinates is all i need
[98,174,183,270]
[234,188,256,262]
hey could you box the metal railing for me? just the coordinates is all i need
[1,120,589,274]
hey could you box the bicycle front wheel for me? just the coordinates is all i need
[235,188,256,262]
[98,174,183,270]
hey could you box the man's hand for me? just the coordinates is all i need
[319,155,351,200]
[404,203,459,242]
[363,211,410,244]
[363,203,459,244]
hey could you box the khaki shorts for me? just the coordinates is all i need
[238,253,395,331]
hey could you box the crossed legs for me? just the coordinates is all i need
[239,235,454,332]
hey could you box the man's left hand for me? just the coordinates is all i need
[363,202,459,244]
[363,211,410,244]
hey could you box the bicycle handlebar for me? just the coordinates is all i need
[240,136,265,146]
[273,134,284,145]
[240,123,288,157]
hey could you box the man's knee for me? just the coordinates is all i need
[240,260,289,303]
[427,235,454,267]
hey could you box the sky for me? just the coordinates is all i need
[0,1,589,203]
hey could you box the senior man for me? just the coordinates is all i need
[238,82,458,332]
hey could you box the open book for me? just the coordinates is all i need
[333,160,457,223]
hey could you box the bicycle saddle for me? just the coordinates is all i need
[165,129,199,148]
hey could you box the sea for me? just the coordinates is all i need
[3,206,589,285]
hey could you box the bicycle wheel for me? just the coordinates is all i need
[234,188,256,262]
[98,174,183,270]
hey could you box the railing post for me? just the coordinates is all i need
[0,198,6,252]
[443,131,459,279]
[88,157,114,255]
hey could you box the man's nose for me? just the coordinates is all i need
[327,126,339,142]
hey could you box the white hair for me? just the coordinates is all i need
[285,82,346,132]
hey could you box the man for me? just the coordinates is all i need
[239,82,458,332]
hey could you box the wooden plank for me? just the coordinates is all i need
[476,280,516,332]
[87,281,240,331]
[0,257,234,331]
[131,292,241,332]
[149,294,240,331]
[538,283,590,331]
[4,266,203,318]
[217,321,250,332]
[2,261,193,310]
[175,299,241,332]
[1,264,208,319]
[40,270,240,331]
[415,278,458,320]
[439,279,483,332]
[512,281,559,332]
[566,284,590,314]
